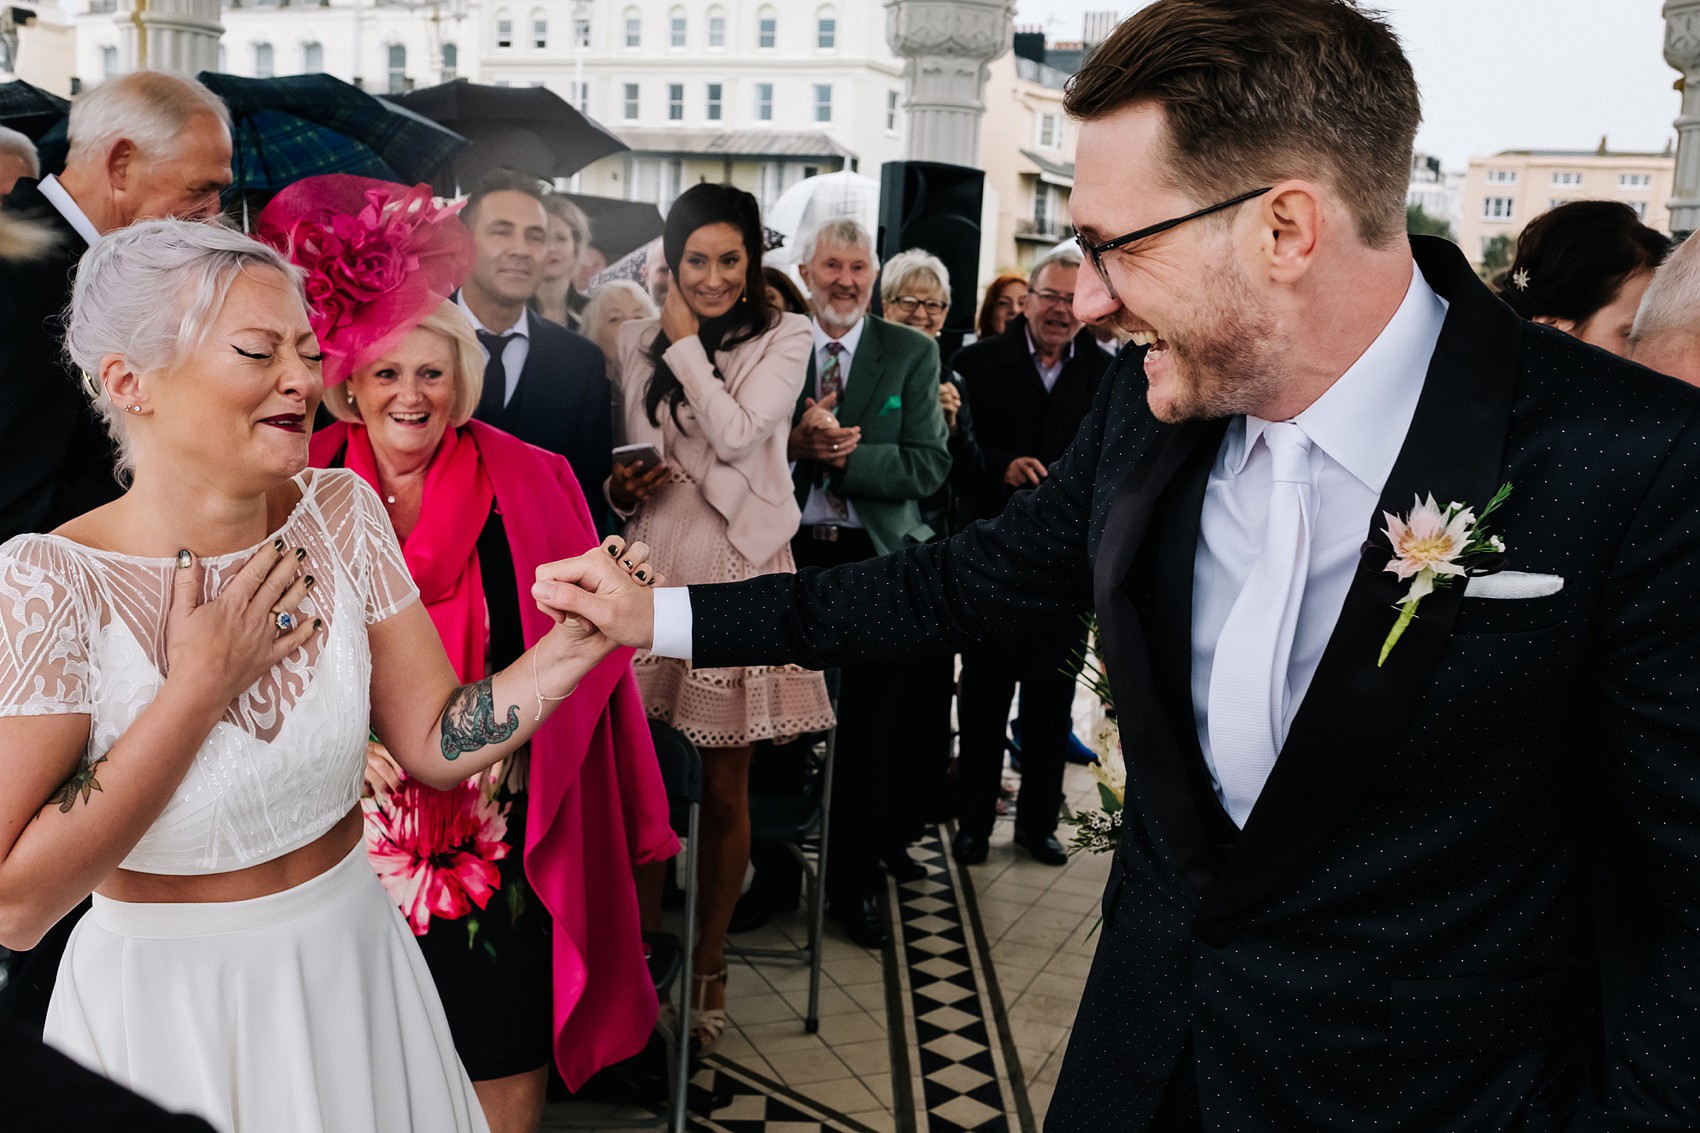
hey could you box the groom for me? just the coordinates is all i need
[538,1,1700,1127]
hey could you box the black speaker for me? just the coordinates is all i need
[877,161,984,360]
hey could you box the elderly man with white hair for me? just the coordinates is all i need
[1629,233,1700,386]
[0,69,230,1035]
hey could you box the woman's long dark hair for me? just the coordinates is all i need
[1494,200,1668,328]
[645,183,773,429]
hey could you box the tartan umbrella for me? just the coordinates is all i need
[196,73,467,195]
[0,80,68,141]
[389,79,627,191]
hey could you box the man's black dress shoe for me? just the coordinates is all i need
[882,851,928,884]
[951,829,989,865]
[1012,828,1070,866]
[831,898,890,948]
[727,886,800,934]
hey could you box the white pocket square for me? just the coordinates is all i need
[1464,571,1564,599]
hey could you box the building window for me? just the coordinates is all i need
[706,83,722,121]
[818,15,836,49]
[667,83,684,121]
[568,81,587,112]
[387,44,406,93]
[1485,169,1516,184]
[101,44,118,78]
[670,9,686,47]
[1035,182,1053,234]
[303,41,323,73]
[254,42,274,78]
[1037,112,1061,149]
[1483,196,1514,220]
[624,83,640,120]
[532,15,547,49]
[1629,200,1648,220]
[1548,198,1568,210]
[1551,171,1582,186]
[440,42,457,81]
[708,10,725,47]
[814,83,832,123]
[885,89,899,132]
[497,12,513,48]
[755,82,773,121]
[758,162,782,209]
[625,10,641,48]
[1621,172,1652,188]
[574,18,589,47]
[758,9,776,49]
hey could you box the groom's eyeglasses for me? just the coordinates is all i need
[1075,187,1273,302]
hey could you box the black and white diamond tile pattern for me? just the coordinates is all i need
[886,827,1037,1133]
[685,1056,880,1133]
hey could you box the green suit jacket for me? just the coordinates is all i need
[794,316,950,556]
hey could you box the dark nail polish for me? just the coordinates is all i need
[607,545,620,557]
[304,575,315,589]
[313,618,322,630]
[295,547,307,561]
[273,538,286,553]
[175,549,192,570]
[635,569,647,581]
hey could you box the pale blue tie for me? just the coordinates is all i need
[1207,421,1315,828]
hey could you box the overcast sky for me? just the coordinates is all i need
[1014,1,1679,171]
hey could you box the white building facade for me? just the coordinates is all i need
[482,0,907,212]
[74,0,483,93]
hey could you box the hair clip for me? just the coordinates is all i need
[1510,267,1531,291]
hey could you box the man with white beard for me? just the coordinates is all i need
[777,217,949,947]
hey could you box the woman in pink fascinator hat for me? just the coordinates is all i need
[261,175,678,1133]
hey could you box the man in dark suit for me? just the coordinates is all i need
[457,170,613,531]
[0,72,231,1033]
[950,250,1111,867]
[782,216,949,946]
[539,1,1700,1126]
[0,71,231,544]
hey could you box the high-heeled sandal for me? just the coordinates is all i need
[690,965,729,1053]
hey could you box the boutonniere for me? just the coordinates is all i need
[1377,483,1513,667]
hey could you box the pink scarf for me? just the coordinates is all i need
[342,424,495,684]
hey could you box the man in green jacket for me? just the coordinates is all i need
[782,216,949,946]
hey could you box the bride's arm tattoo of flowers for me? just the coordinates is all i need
[48,754,107,813]
[439,679,519,762]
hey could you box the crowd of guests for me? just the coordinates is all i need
[6,57,1700,1133]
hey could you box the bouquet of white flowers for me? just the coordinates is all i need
[1063,615,1123,856]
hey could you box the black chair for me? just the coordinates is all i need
[647,721,702,1133]
[728,714,836,1033]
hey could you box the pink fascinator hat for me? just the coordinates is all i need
[257,174,475,386]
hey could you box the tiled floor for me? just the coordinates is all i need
[545,694,1113,1133]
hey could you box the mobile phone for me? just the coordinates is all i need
[613,443,663,469]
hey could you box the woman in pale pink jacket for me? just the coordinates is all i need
[608,184,833,1050]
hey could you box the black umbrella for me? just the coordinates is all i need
[0,80,68,141]
[565,194,662,265]
[389,79,628,190]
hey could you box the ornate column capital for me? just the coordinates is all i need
[1667,0,1700,73]
[884,0,1016,166]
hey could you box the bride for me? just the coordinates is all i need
[0,219,647,1132]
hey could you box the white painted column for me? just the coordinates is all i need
[116,0,222,76]
[1664,0,1700,235]
[885,0,1015,167]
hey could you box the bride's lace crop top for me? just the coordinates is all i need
[0,469,419,875]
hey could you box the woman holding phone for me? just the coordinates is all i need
[608,183,833,1051]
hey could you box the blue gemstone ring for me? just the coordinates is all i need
[274,611,297,633]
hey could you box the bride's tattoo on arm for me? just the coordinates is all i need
[48,754,107,813]
[439,678,519,762]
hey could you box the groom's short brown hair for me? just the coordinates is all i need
[1065,0,1419,248]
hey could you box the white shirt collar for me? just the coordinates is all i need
[1228,260,1447,492]
[812,314,865,362]
[456,293,530,340]
[37,175,101,248]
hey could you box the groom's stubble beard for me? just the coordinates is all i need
[1144,260,1285,424]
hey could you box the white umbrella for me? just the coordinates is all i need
[763,171,881,266]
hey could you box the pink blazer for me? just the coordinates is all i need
[614,311,812,567]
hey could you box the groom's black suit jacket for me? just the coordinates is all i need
[686,236,1700,1129]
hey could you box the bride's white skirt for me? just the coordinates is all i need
[43,843,491,1133]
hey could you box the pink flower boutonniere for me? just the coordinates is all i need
[1377,483,1513,667]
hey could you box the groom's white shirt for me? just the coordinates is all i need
[653,262,1444,821]
[1193,261,1443,817]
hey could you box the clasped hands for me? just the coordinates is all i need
[532,536,664,653]
[787,390,859,469]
